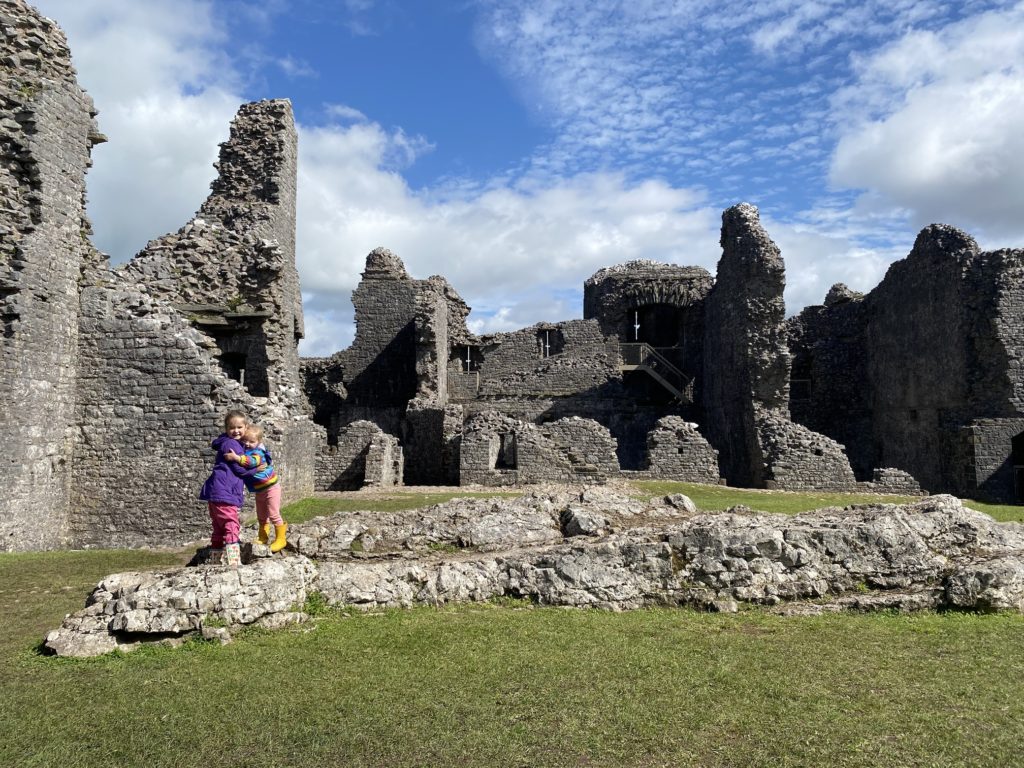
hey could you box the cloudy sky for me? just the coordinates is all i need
[32,0,1024,356]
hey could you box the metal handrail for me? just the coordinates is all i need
[619,343,693,402]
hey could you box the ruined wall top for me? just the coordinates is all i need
[200,99,296,228]
[2,1,75,82]
[907,224,979,265]
[362,247,410,280]
[824,283,864,307]
[584,259,713,289]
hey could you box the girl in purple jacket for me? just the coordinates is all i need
[199,410,257,568]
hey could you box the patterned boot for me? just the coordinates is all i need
[207,547,224,566]
[224,541,241,569]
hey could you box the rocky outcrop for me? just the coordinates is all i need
[46,489,1024,656]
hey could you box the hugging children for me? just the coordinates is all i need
[199,410,287,567]
[224,423,287,553]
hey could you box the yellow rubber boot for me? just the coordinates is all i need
[270,522,288,553]
[255,522,271,545]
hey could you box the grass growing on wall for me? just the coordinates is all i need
[1,546,1023,768]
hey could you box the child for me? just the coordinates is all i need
[199,410,258,568]
[224,424,287,553]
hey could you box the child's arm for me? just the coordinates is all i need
[228,449,267,471]
[220,442,264,477]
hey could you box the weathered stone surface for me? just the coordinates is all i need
[45,557,316,657]
[46,490,1024,655]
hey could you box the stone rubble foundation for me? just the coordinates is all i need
[45,488,1024,657]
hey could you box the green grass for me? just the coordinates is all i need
[278,490,521,525]
[3,488,1024,766]
[957,498,1024,523]
[629,480,1024,522]
[1,548,1022,768]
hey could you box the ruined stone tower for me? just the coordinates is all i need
[0,3,105,549]
[1,0,320,551]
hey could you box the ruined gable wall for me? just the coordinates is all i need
[337,248,420,409]
[120,100,305,403]
[402,280,459,485]
[864,225,978,492]
[701,203,789,486]
[0,2,102,550]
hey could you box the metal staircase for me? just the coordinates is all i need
[619,343,694,403]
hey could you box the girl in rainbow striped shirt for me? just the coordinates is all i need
[224,424,287,553]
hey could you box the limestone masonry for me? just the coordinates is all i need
[43,489,1024,656]
[5,0,1024,552]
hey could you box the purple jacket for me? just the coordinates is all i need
[199,434,258,507]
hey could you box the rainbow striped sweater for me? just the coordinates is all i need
[236,445,279,493]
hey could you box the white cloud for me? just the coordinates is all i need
[762,217,900,311]
[325,103,369,122]
[33,0,243,260]
[296,116,721,354]
[278,56,317,79]
[830,4,1024,244]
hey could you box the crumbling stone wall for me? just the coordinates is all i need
[0,2,104,550]
[71,273,261,547]
[460,412,619,486]
[787,284,873,478]
[756,413,857,491]
[862,226,977,492]
[583,260,711,384]
[315,420,402,491]
[120,100,305,406]
[459,320,611,392]
[632,416,720,483]
[701,204,790,486]
[1,1,319,550]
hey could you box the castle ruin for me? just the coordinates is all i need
[3,0,1022,553]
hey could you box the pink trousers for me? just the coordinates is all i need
[255,484,284,526]
[208,502,241,548]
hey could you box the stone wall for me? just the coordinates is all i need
[862,226,977,493]
[632,416,720,483]
[460,412,620,486]
[757,413,858,492]
[957,418,1024,502]
[461,320,611,392]
[787,284,873,478]
[120,100,305,406]
[0,2,104,550]
[701,203,790,487]
[71,274,252,547]
[315,420,402,491]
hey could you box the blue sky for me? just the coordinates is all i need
[32,0,1024,355]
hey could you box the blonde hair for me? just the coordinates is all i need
[243,424,264,443]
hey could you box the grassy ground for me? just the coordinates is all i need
[630,480,1024,522]
[273,490,521,525]
[3,488,1023,767]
